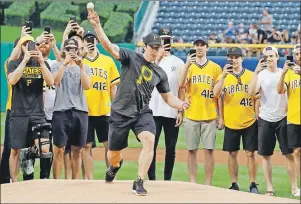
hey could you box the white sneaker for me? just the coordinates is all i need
[292,188,300,197]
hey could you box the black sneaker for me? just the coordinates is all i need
[132,176,147,196]
[105,159,123,183]
[229,182,239,191]
[249,182,260,194]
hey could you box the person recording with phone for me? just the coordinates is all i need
[81,30,120,180]
[248,46,299,196]
[213,48,259,193]
[179,38,223,185]
[277,44,301,191]
[35,27,62,179]
[7,35,54,182]
[51,39,92,180]
[147,27,185,181]
[0,24,34,183]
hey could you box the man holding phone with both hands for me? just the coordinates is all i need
[51,38,92,180]
[277,44,301,191]
[82,30,120,180]
[7,35,54,182]
[248,46,299,196]
[148,27,185,181]
[179,38,223,185]
[213,48,260,193]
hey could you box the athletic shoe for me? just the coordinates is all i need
[105,159,123,183]
[229,182,239,191]
[249,182,260,194]
[132,176,147,196]
[292,188,300,197]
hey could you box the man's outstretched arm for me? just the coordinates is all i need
[88,10,120,60]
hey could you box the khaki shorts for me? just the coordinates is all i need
[184,118,217,150]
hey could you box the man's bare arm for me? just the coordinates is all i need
[88,11,120,59]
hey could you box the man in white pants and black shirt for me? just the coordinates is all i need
[148,27,185,180]
[248,46,299,196]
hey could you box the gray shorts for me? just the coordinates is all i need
[183,118,217,150]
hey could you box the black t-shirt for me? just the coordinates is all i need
[7,59,50,116]
[257,29,267,43]
[111,48,170,117]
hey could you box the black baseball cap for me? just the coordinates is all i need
[83,30,97,39]
[227,47,243,56]
[158,27,173,38]
[143,33,162,46]
[193,38,208,47]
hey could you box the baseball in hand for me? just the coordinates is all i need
[87,2,94,11]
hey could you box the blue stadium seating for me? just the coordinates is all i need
[152,1,300,56]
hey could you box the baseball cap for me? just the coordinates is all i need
[263,46,279,56]
[158,27,173,38]
[227,47,243,56]
[293,44,300,54]
[83,30,97,39]
[193,38,208,47]
[19,35,34,45]
[143,33,162,46]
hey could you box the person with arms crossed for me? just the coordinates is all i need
[213,47,259,193]
[148,27,185,181]
[277,44,300,196]
[8,35,54,182]
[51,39,92,180]
[248,46,299,196]
[88,10,190,195]
[179,38,223,185]
[82,30,120,179]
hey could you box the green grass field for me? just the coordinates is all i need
[1,26,64,43]
[1,112,281,151]
[20,160,298,200]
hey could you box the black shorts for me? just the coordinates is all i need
[287,124,301,149]
[108,109,156,151]
[258,117,293,156]
[223,121,258,152]
[52,109,88,148]
[87,116,109,144]
[9,115,48,149]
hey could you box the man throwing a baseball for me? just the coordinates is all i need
[87,8,190,195]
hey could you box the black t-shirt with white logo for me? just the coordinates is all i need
[7,59,50,117]
[112,48,170,117]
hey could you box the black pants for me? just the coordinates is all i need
[0,110,11,183]
[148,116,179,180]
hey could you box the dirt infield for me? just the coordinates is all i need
[92,147,287,166]
[1,180,298,203]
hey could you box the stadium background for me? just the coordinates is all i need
[0,1,300,199]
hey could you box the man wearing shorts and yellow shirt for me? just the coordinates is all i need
[277,44,301,196]
[213,48,259,193]
[179,38,223,185]
[82,30,120,180]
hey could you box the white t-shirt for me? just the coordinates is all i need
[257,68,287,122]
[44,59,57,120]
[149,55,184,119]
